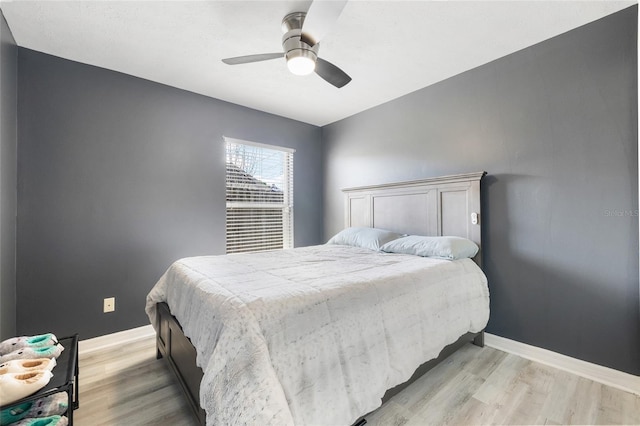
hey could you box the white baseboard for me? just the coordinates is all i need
[78,325,155,355]
[485,333,640,396]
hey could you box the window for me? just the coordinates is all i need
[225,137,294,254]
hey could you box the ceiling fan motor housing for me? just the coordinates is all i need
[281,12,319,69]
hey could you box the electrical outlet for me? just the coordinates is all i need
[103,297,115,313]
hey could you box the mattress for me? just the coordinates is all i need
[145,244,489,426]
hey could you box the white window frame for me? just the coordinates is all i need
[224,137,294,253]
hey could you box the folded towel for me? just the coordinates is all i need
[10,415,68,426]
[1,392,68,425]
[0,358,56,375]
[0,335,58,356]
[0,371,53,406]
[0,345,63,364]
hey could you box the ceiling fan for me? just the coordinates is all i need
[221,0,352,88]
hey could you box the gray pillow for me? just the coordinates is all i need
[381,235,479,260]
[327,227,404,251]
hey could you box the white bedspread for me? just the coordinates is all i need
[145,244,489,426]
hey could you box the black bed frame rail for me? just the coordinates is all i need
[156,302,206,424]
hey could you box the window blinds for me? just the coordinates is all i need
[225,138,294,254]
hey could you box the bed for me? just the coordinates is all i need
[145,171,488,426]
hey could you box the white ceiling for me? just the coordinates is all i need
[1,0,636,126]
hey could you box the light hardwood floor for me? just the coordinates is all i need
[74,336,640,425]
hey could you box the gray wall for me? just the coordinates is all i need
[322,6,639,374]
[0,9,18,341]
[17,49,323,339]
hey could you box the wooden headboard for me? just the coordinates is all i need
[342,171,486,265]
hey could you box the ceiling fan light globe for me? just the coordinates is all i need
[287,56,316,75]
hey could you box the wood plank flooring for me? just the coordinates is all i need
[74,336,640,425]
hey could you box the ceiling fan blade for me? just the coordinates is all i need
[300,0,348,46]
[315,58,351,88]
[222,53,283,65]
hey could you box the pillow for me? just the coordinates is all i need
[380,235,479,260]
[326,227,404,251]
